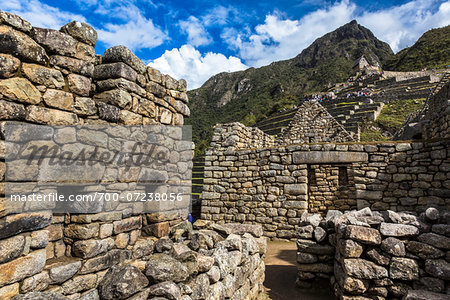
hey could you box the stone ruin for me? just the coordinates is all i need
[0,11,268,300]
[200,65,450,299]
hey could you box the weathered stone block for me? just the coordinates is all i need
[67,74,90,96]
[345,225,381,245]
[43,89,74,111]
[94,62,137,82]
[49,55,94,77]
[0,211,52,240]
[94,88,132,108]
[145,253,188,283]
[0,235,25,264]
[26,105,78,125]
[32,27,78,56]
[64,223,99,240]
[97,78,146,96]
[380,223,419,237]
[47,258,81,284]
[98,265,148,300]
[22,63,64,88]
[0,99,26,120]
[113,216,142,234]
[60,21,97,46]
[342,259,388,279]
[0,54,20,78]
[417,233,450,250]
[103,45,146,74]
[284,184,307,195]
[72,238,114,258]
[425,259,450,280]
[0,77,41,104]
[293,151,368,164]
[97,101,120,122]
[390,257,419,280]
[0,25,48,63]
[0,11,32,33]
[0,249,46,287]
[73,97,97,116]
[79,249,132,274]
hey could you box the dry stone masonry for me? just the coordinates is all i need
[0,11,269,300]
[295,207,450,300]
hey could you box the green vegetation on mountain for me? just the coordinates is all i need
[360,98,426,142]
[187,20,394,155]
[383,25,450,71]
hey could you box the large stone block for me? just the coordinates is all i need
[26,105,79,125]
[72,238,114,259]
[0,211,52,240]
[0,99,26,120]
[0,235,25,264]
[67,74,90,96]
[342,259,388,279]
[94,89,132,109]
[94,62,137,82]
[390,257,419,280]
[425,259,450,280]
[380,223,419,237]
[403,290,450,300]
[145,253,188,283]
[417,233,450,250]
[0,249,46,287]
[293,151,368,164]
[0,11,32,33]
[60,21,97,46]
[103,46,146,74]
[113,216,142,234]
[0,54,20,78]
[79,249,132,274]
[96,78,146,96]
[46,258,81,284]
[284,184,307,195]
[49,55,94,77]
[43,89,74,111]
[0,78,41,104]
[73,97,97,116]
[32,27,77,57]
[345,225,381,245]
[21,63,64,89]
[97,102,120,122]
[98,265,148,300]
[64,223,99,240]
[0,25,48,64]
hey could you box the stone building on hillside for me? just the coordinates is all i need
[277,100,354,145]
[353,55,379,75]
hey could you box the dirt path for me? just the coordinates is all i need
[263,241,335,300]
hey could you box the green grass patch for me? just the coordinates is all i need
[360,128,391,142]
[375,98,426,131]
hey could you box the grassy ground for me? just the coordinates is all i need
[360,98,426,141]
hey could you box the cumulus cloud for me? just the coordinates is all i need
[222,1,356,67]
[148,45,248,89]
[97,13,167,51]
[221,0,450,67]
[179,16,212,47]
[359,0,450,52]
[0,0,86,29]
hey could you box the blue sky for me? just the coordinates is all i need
[2,0,449,89]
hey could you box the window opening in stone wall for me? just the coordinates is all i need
[338,166,348,186]
[307,165,317,185]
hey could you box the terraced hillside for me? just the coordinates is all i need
[252,70,448,140]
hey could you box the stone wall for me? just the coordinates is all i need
[2,11,267,300]
[277,101,354,145]
[425,80,450,140]
[295,207,450,300]
[201,122,450,239]
[210,122,275,151]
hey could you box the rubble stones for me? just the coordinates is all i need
[98,265,148,300]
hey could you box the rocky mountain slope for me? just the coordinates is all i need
[186,20,394,153]
[384,25,450,71]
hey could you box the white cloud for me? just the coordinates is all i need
[149,45,248,89]
[359,0,450,52]
[221,0,450,67]
[202,6,240,26]
[179,16,212,47]
[222,1,356,67]
[0,0,86,29]
[97,13,167,51]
